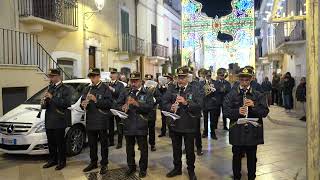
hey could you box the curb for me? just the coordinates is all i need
[267,115,306,128]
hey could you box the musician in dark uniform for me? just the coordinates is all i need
[144,74,160,151]
[117,72,154,178]
[108,68,125,149]
[223,67,269,180]
[163,67,202,180]
[216,68,232,130]
[81,68,113,175]
[187,67,203,156]
[158,73,175,137]
[201,70,221,140]
[42,69,71,170]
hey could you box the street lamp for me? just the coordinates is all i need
[95,0,105,11]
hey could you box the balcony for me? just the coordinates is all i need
[163,0,181,16]
[275,21,306,49]
[146,43,169,65]
[18,0,78,33]
[118,34,145,56]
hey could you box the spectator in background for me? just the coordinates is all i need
[278,74,284,107]
[261,77,272,106]
[271,72,280,105]
[296,77,306,121]
[283,72,295,111]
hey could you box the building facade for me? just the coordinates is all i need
[0,0,181,116]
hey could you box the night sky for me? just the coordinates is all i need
[195,0,262,18]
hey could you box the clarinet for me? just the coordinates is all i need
[84,86,92,120]
[243,89,249,119]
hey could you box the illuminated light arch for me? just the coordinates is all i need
[181,0,255,73]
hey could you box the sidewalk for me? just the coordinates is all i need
[267,105,306,128]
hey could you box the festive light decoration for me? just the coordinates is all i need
[181,0,255,72]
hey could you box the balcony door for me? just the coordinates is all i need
[151,25,157,56]
[89,46,96,69]
[121,9,130,51]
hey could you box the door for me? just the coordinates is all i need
[2,87,27,114]
[151,25,157,56]
[57,59,74,80]
[89,46,96,69]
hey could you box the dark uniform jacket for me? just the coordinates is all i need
[223,87,269,146]
[109,80,125,107]
[43,83,72,129]
[162,83,202,133]
[117,87,154,136]
[81,82,113,130]
[157,82,175,110]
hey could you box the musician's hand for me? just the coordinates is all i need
[176,96,188,105]
[109,86,115,92]
[122,104,128,112]
[171,103,178,112]
[239,107,248,116]
[244,99,254,107]
[81,101,88,109]
[87,94,97,103]
[129,98,139,107]
[44,92,53,99]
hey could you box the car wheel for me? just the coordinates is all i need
[66,125,85,156]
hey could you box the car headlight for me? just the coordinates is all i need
[35,122,46,133]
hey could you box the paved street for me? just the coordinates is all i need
[0,107,306,180]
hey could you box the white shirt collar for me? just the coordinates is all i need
[240,85,250,90]
[55,81,62,86]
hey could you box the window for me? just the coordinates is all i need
[57,59,74,80]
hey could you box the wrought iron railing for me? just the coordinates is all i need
[0,28,71,79]
[150,43,168,58]
[18,0,78,27]
[120,34,145,55]
[275,21,306,48]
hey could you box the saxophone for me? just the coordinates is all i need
[204,80,216,96]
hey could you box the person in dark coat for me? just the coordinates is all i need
[271,72,280,105]
[42,69,72,170]
[108,68,125,149]
[81,68,113,174]
[117,71,154,178]
[223,67,269,180]
[283,72,295,111]
[158,73,175,137]
[296,77,306,121]
[261,77,273,106]
[201,70,220,140]
[215,68,232,130]
[144,74,160,151]
[163,66,202,180]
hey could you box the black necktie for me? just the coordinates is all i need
[179,87,185,96]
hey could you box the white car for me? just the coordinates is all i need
[0,78,101,156]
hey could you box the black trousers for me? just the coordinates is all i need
[46,128,66,164]
[232,145,257,180]
[170,131,195,172]
[87,130,109,166]
[148,109,156,146]
[220,105,228,128]
[271,88,278,105]
[203,109,220,135]
[109,116,123,145]
[160,112,167,135]
[125,135,148,171]
[195,118,202,150]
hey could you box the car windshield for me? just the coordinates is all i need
[24,83,89,105]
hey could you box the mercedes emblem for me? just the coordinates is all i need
[7,124,14,134]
